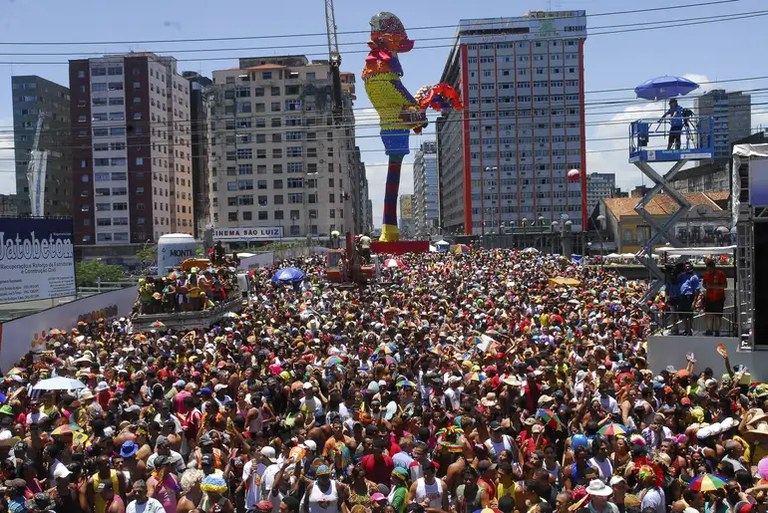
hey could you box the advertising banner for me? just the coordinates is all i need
[750,158,768,207]
[213,226,283,241]
[0,218,76,304]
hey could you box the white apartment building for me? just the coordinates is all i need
[586,172,615,215]
[209,56,358,240]
[437,11,588,235]
[70,53,193,244]
[413,141,440,236]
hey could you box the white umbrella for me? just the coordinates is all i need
[32,376,86,392]
[384,258,406,269]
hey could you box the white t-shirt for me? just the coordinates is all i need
[126,497,166,513]
[243,459,266,510]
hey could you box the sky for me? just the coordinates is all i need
[0,0,767,227]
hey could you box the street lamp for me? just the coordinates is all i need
[521,217,528,249]
[551,221,559,254]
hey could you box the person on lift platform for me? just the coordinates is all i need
[660,98,684,150]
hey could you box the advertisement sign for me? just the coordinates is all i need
[0,218,75,304]
[214,226,283,241]
[750,158,768,207]
[0,286,137,371]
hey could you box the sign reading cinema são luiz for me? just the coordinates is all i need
[0,219,76,304]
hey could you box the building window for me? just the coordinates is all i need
[243,211,252,221]
[258,211,268,221]
[262,72,272,80]
[136,158,144,166]
[228,212,238,222]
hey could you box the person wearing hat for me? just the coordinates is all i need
[119,441,143,483]
[484,421,520,464]
[86,455,125,513]
[147,454,179,513]
[302,464,349,513]
[146,435,185,476]
[585,479,619,513]
[4,478,27,512]
[97,480,125,513]
[388,467,410,513]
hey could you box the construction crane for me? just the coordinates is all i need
[26,112,48,217]
[324,0,344,125]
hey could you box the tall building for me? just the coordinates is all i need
[351,146,372,235]
[413,141,440,237]
[182,71,213,237]
[11,76,72,218]
[69,53,193,245]
[399,194,415,239]
[437,11,588,235]
[586,172,615,214]
[209,56,358,239]
[696,89,751,163]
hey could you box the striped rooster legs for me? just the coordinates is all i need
[380,153,404,242]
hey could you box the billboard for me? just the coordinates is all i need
[399,195,414,220]
[213,226,283,241]
[0,218,75,304]
[750,158,768,207]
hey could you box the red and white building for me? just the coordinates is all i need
[69,53,193,245]
[437,11,588,235]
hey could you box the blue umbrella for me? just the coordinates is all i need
[271,266,306,283]
[634,75,699,101]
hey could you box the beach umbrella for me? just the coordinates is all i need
[33,377,86,392]
[536,409,564,430]
[324,356,344,367]
[689,474,728,492]
[384,258,406,269]
[634,75,699,101]
[396,378,415,388]
[450,244,470,254]
[272,266,307,283]
[465,371,486,382]
[150,320,166,329]
[598,423,628,437]
[383,355,397,366]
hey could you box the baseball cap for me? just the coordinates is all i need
[610,476,626,486]
[489,420,502,431]
[301,440,317,451]
[260,446,277,464]
[371,493,387,502]
[303,382,314,390]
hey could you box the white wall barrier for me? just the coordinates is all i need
[0,286,138,372]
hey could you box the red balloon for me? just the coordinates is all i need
[567,169,581,183]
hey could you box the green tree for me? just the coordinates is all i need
[76,260,126,287]
[135,245,157,267]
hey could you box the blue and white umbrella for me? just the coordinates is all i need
[634,75,699,101]
[271,266,306,283]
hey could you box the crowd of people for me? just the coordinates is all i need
[137,260,238,315]
[0,248,761,513]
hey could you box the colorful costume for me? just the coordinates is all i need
[363,12,462,242]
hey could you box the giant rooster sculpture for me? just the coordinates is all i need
[363,12,462,242]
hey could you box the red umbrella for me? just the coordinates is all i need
[384,258,406,269]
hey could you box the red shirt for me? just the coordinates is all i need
[359,454,394,486]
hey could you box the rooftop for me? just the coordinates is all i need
[604,192,728,220]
